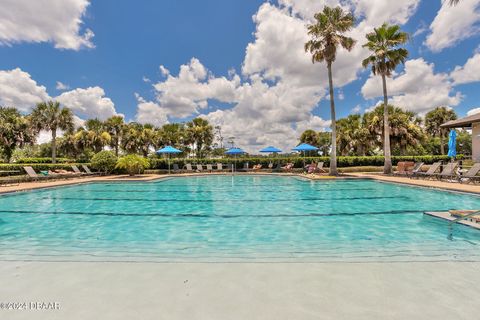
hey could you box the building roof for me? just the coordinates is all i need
[441,113,480,128]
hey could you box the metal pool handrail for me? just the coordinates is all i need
[448,210,480,240]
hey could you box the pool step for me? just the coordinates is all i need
[424,211,480,230]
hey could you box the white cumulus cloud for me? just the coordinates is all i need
[361,58,461,114]
[0,68,51,112]
[153,58,240,118]
[450,51,480,85]
[0,0,94,50]
[56,86,118,120]
[56,81,70,91]
[134,94,169,127]
[425,0,480,52]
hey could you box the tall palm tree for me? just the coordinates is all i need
[157,123,185,148]
[425,106,457,155]
[363,105,423,156]
[30,101,74,163]
[105,115,125,156]
[362,23,408,174]
[121,122,143,154]
[139,124,156,157]
[336,114,371,156]
[185,118,214,158]
[85,118,111,153]
[305,6,356,175]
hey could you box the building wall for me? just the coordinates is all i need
[473,123,480,162]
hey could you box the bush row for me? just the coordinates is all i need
[149,155,460,169]
[13,157,89,164]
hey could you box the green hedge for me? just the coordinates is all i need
[0,163,91,175]
[149,155,460,170]
[14,157,77,164]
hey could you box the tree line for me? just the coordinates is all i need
[0,101,216,163]
[300,105,470,157]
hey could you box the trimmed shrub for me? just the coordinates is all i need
[115,155,149,176]
[91,151,117,173]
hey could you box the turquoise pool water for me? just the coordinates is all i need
[0,175,479,262]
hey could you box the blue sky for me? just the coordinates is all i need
[0,0,479,150]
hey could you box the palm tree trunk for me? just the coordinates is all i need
[51,129,57,164]
[327,62,338,176]
[440,130,445,155]
[381,74,392,174]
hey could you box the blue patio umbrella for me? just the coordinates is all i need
[260,146,282,153]
[260,146,282,169]
[225,147,245,173]
[447,129,457,159]
[292,143,319,168]
[156,146,182,174]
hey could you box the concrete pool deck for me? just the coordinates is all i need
[0,261,479,320]
[2,172,480,319]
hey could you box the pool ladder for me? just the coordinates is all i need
[448,210,480,240]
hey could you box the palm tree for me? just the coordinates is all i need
[104,115,125,156]
[300,129,319,146]
[85,119,111,153]
[30,101,74,163]
[305,6,356,175]
[185,118,214,158]
[363,105,423,156]
[0,107,35,162]
[362,23,408,173]
[121,122,143,154]
[317,132,331,156]
[336,114,371,156]
[157,123,185,148]
[58,130,79,159]
[425,107,457,155]
[139,124,156,157]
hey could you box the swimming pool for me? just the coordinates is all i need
[0,175,479,262]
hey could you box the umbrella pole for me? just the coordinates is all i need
[168,154,170,174]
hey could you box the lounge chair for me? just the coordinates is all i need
[206,164,213,172]
[273,163,282,172]
[23,166,43,181]
[412,161,441,179]
[252,164,262,171]
[216,163,223,171]
[172,163,181,173]
[316,162,326,173]
[459,163,480,184]
[81,165,97,175]
[23,166,56,181]
[196,164,203,172]
[394,161,414,176]
[407,162,424,177]
[268,162,273,170]
[437,162,458,180]
[184,163,193,172]
[71,165,86,176]
[282,163,294,172]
